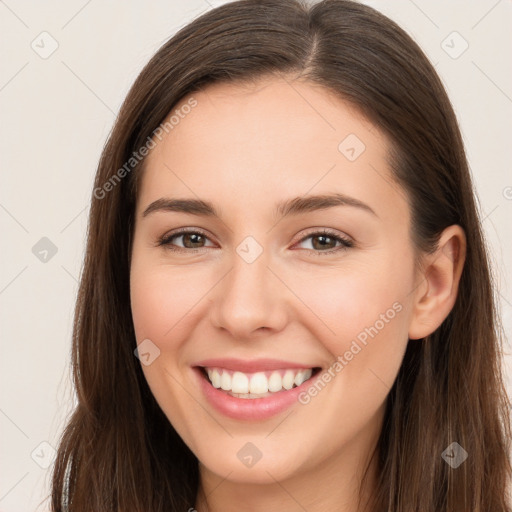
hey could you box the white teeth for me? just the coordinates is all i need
[249,372,269,394]
[231,371,249,393]
[294,369,312,387]
[204,367,315,396]
[267,372,282,392]
[282,370,295,390]
[220,371,231,391]
[210,369,221,388]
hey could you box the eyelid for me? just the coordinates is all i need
[157,227,215,248]
[293,227,353,244]
[292,228,354,254]
[157,227,354,254]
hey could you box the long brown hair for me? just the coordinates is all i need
[50,0,512,510]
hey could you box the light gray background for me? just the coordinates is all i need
[1,1,511,510]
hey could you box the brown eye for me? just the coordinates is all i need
[310,234,338,250]
[158,229,215,252]
[295,230,354,255]
[180,232,206,249]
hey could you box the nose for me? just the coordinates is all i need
[209,247,288,340]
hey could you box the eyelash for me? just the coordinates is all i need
[156,228,354,256]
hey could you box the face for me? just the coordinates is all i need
[130,76,419,487]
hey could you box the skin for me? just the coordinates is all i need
[129,75,466,512]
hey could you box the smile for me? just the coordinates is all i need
[192,359,323,421]
[202,367,317,398]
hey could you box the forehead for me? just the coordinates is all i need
[168,76,380,154]
[137,76,406,227]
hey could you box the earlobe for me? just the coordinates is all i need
[408,225,467,340]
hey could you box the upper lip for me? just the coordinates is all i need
[194,358,320,373]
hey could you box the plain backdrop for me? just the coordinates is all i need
[0,0,511,510]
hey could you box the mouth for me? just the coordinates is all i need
[196,366,322,399]
[192,357,325,420]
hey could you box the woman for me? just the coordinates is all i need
[50,0,512,510]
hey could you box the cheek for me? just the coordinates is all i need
[130,262,202,343]
[289,257,412,348]
[286,253,414,413]
[290,269,410,454]
[129,261,205,440]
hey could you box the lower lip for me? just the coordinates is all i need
[193,367,320,421]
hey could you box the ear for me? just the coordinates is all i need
[408,225,467,340]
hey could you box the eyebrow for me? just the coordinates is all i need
[141,193,378,220]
